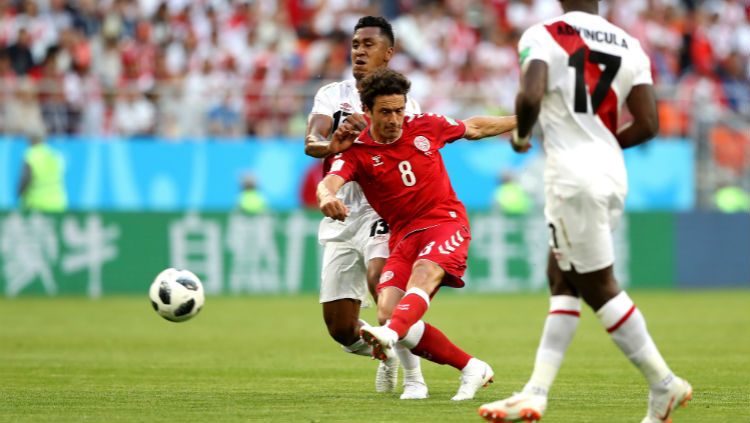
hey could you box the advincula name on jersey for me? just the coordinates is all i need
[556,23,629,48]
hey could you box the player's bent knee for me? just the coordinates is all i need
[408,259,444,293]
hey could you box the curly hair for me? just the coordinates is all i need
[354,16,395,46]
[359,68,411,111]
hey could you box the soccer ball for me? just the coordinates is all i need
[149,268,205,322]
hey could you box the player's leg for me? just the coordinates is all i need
[363,225,423,395]
[366,257,383,305]
[479,251,580,422]
[319,241,371,356]
[376,285,428,399]
[322,299,367,352]
[558,187,689,421]
[565,265,692,423]
[363,225,493,400]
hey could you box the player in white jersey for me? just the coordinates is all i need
[304,16,427,400]
[479,1,692,422]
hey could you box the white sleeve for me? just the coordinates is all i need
[518,25,553,72]
[309,84,337,119]
[631,40,653,86]
[406,96,421,115]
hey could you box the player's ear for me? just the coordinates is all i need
[383,45,394,61]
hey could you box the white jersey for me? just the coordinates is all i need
[518,11,653,186]
[309,78,421,243]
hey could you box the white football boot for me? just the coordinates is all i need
[400,367,429,400]
[640,377,693,423]
[375,355,399,393]
[478,392,547,422]
[451,358,494,401]
[360,326,398,362]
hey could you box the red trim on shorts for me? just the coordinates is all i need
[549,309,581,317]
[606,305,636,333]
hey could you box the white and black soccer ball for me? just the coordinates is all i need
[149,268,205,322]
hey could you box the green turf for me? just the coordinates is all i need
[1,290,748,422]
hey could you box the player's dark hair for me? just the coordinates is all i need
[359,68,410,111]
[354,16,395,46]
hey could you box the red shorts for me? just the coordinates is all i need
[377,222,471,293]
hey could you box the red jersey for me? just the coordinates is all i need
[327,113,469,247]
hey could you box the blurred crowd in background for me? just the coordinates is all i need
[1,0,749,212]
[0,0,748,139]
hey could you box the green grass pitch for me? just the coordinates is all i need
[1,290,748,422]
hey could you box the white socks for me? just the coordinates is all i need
[342,338,373,356]
[596,291,673,389]
[342,319,374,356]
[524,295,581,397]
[393,319,425,384]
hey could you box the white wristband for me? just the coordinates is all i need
[512,129,530,147]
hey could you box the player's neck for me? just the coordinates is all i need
[369,129,402,144]
[562,1,598,15]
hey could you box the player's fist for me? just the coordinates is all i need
[510,130,532,153]
[343,113,368,132]
[319,195,349,221]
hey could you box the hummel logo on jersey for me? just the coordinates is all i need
[340,102,353,112]
[372,155,383,166]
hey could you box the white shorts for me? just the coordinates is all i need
[319,216,390,305]
[545,178,626,273]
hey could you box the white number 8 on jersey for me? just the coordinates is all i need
[398,160,417,187]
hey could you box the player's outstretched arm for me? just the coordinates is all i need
[512,59,548,153]
[317,174,349,221]
[617,84,659,149]
[305,114,335,158]
[462,115,517,140]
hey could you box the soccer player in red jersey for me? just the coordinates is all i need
[317,68,517,400]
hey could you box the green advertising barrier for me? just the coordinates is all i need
[0,211,674,297]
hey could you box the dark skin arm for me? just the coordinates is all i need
[513,60,547,153]
[17,162,31,200]
[304,114,335,158]
[616,84,659,149]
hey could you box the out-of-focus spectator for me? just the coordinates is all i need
[113,85,155,138]
[719,51,750,116]
[7,28,34,75]
[17,130,67,212]
[0,49,17,131]
[715,185,750,213]
[36,47,70,135]
[493,171,532,215]
[299,161,324,209]
[237,173,267,214]
[207,90,244,139]
[4,77,45,136]
[0,0,747,140]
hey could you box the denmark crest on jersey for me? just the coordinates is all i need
[414,136,431,152]
[380,270,394,283]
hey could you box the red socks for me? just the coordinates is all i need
[410,323,472,370]
[388,288,430,337]
[388,288,472,371]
